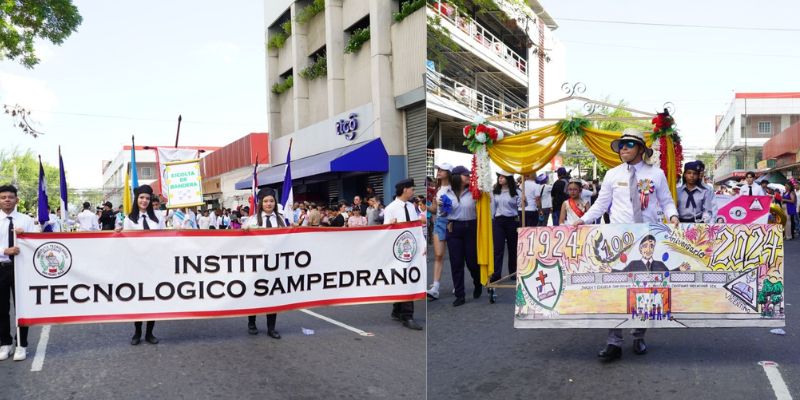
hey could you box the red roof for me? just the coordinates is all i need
[735,92,800,99]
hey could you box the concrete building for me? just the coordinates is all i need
[240,0,427,204]
[101,145,218,207]
[713,92,800,183]
[761,121,800,180]
[426,0,566,166]
[200,133,269,209]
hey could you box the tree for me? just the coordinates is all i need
[0,0,83,68]
[0,148,62,213]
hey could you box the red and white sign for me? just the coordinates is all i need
[713,195,771,224]
[16,223,426,326]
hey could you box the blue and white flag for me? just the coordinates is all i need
[37,156,51,232]
[58,147,68,223]
[280,143,293,224]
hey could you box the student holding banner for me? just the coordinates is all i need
[574,128,679,361]
[488,171,521,304]
[243,188,284,339]
[118,184,165,345]
[447,166,482,307]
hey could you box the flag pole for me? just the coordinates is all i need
[175,115,182,148]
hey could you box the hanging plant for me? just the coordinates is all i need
[267,20,293,50]
[271,75,294,95]
[344,27,370,54]
[393,0,425,22]
[557,117,590,138]
[296,0,325,24]
[299,56,327,80]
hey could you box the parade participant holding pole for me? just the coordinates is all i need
[0,185,36,361]
[243,187,285,339]
[118,184,165,345]
[677,161,713,223]
[488,171,520,304]
[427,163,454,300]
[447,166,482,307]
[384,178,423,330]
[573,128,679,361]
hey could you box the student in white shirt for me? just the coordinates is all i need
[383,178,423,331]
[197,210,211,229]
[575,128,679,362]
[243,188,285,339]
[117,185,164,346]
[0,185,36,361]
[741,171,765,196]
[76,202,99,231]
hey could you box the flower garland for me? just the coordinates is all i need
[464,116,505,199]
[650,109,683,181]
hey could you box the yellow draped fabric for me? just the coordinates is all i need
[476,192,494,284]
[487,124,565,175]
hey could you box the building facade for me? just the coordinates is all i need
[245,0,427,204]
[426,0,565,172]
[713,92,800,183]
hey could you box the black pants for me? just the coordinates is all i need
[519,211,537,227]
[539,209,551,227]
[446,220,481,299]
[491,216,519,282]
[133,321,155,338]
[0,264,27,347]
[248,314,277,331]
[392,302,414,320]
[551,206,562,226]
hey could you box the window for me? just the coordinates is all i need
[758,121,771,134]
[141,167,153,178]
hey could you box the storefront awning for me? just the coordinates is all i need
[234,138,388,189]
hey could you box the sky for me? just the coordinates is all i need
[543,0,800,156]
[2,1,800,188]
[1,1,267,188]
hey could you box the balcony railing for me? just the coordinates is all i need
[428,1,527,75]
[427,68,528,131]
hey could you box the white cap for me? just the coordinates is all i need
[435,162,454,172]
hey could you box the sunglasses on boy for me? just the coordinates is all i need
[616,140,639,151]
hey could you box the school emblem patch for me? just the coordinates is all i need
[393,231,417,263]
[33,242,72,279]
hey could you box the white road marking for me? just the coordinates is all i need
[760,361,793,400]
[30,325,51,372]
[300,309,374,337]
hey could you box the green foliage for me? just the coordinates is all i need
[393,0,425,22]
[344,27,370,54]
[299,56,327,80]
[426,16,459,71]
[267,19,293,50]
[271,75,294,95]
[296,0,325,24]
[0,148,62,213]
[0,0,82,68]
[558,118,590,139]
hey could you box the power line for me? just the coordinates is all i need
[28,109,260,126]
[556,17,800,32]
[562,39,800,59]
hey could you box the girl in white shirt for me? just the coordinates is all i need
[560,180,589,225]
[242,188,285,339]
[118,185,165,345]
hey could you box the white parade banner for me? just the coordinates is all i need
[15,223,426,326]
[155,147,200,201]
[164,158,205,209]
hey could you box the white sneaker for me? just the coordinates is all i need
[0,345,10,361]
[426,286,440,299]
[12,346,26,361]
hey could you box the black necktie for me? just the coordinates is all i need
[646,260,651,271]
[749,186,753,196]
[404,204,411,222]
[685,187,697,209]
[142,217,150,230]
[265,214,272,227]
[7,216,14,263]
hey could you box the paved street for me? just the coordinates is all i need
[427,239,798,400]
[3,302,425,400]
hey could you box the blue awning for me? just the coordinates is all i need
[235,138,388,189]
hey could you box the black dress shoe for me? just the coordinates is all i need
[267,330,281,339]
[452,297,466,307]
[633,339,647,355]
[473,284,483,299]
[488,288,496,304]
[130,336,141,346]
[145,335,159,345]
[391,313,402,321]
[248,324,258,335]
[402,319,423,330]
[597,344,622,360]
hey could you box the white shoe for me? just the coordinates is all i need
[12,346,26,361]
[426,287,440,299]
[0,345,10,361]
